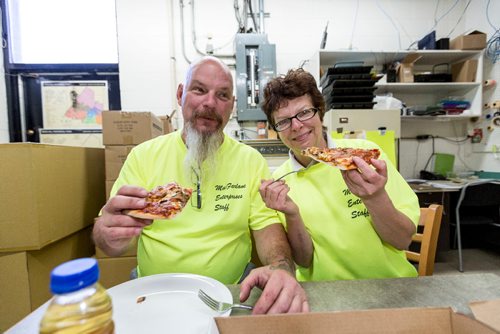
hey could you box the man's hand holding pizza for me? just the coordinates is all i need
[93,185,153,257]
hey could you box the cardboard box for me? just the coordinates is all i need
[97,256,137,289]
[159,110,176,134]
[397,53,422,83]
[450,30,487,50]
[0,143,105,251]
[39,129,104,148]
[470,299,500,332]
[452,59,478,82]
[95,237,137,258]
[0,226,94,332]
[105,180,115,200]
[105,145,135,180]
[102,111,163,145]
[216,307,500,333]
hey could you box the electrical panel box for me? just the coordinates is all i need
[235,34,276,121]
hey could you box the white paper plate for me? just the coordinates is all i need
[108,273,233,334]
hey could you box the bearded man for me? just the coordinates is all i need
[93,56,309,314]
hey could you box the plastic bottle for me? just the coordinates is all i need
[39,257,114,334]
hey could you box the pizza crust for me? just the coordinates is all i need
[308,157,355,170]
[123,209,169,220]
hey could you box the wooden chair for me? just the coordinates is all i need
[406,204,444,276]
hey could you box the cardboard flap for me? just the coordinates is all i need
[451,312,499,334]
[402,53,422,65]
[468,30,486,36]
[470,299,500,332]
[215,307,499,333]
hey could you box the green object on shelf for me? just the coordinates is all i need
[434,153,455,177]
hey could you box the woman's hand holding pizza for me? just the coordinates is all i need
[342,156,416,249]
[341,157,388,200]
[93,185,153,257]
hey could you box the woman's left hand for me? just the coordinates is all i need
[341,157,387,199]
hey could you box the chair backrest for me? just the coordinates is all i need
[405,204,444,276]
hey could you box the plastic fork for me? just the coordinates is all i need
[197,289,253,313]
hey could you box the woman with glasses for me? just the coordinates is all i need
[259,68,420,281]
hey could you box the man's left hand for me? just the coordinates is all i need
[239,265,309,314]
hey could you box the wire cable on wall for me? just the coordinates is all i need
[179,0,193,64]
[422,136,436,172]
[375,0,401,50]
[179,0,237,63]
[432,0,460,32]
[234,0,247,32]
[446,0,472,37]
[451,120,473,172]
[191,0,206,56]
[437,135,473,171]
[246,0,259,33]
[485,0,500,63]
[407,0,460,50]
[413,140,422,178]
[349,0,360,50]
[404,133,471,177]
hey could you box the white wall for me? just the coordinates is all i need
[460,0,500,175]
[4,0,500,175]
[115,0,177,119]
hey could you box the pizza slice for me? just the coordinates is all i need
[124,182,193,220]
[302,146,381,170]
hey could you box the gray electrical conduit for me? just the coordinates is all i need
[180,0,236,62]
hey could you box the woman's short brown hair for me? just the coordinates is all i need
[261,68,326,128]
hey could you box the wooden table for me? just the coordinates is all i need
[7,273,500,333]
[229,273,500,316]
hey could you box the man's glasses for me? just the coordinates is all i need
[273,107,318,132]
[191,167,202,209]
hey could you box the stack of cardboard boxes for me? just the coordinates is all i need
[98,111,165,288]
[102,111,165,200]
[449,30,485,84]
[0,143,105,332]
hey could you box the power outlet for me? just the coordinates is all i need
[471,128,483,143]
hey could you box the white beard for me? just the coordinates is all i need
[183,122,223,181]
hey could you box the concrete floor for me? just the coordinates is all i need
[433,248,500,277]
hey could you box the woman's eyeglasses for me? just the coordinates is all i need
[273,107,318,132]
[191,167,202,209]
